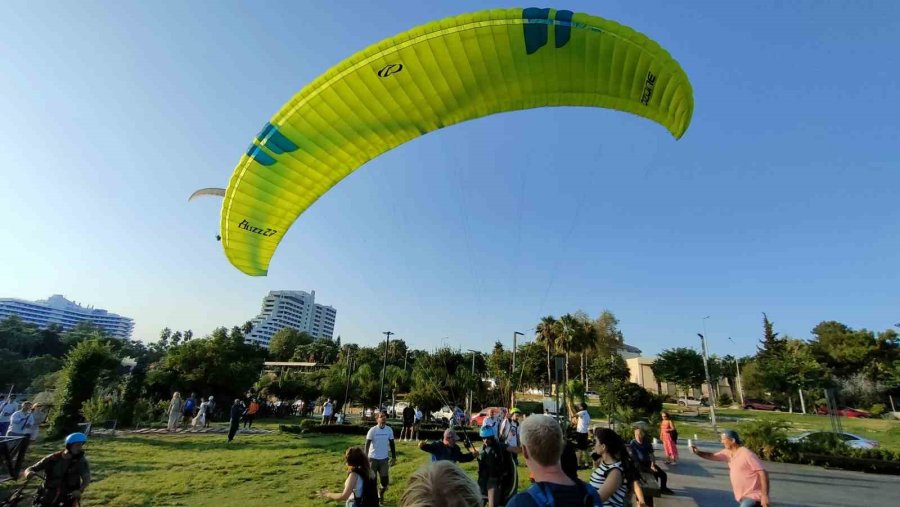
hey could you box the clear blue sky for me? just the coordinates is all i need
[2,1,898,358]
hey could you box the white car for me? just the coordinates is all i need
[431,405,464,425]
[676,396,707,407]
[393,402,410,418]
[788,431,879,449]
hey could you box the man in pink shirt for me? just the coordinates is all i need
[691,430,770,507]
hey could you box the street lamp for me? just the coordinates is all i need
[697,332,718,432]
[378,331,394,411]
[727,337,745,406]
[512,331,524,407]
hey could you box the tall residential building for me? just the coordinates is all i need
[0,294,134,339]
[245,290,337,348]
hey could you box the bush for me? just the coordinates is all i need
[81,394,119,424]
[515,401,543,416]
[718,393,733,407]
[738,418,792,460]
[870,403,886,417]
[47,340,121,439]
[616,383,662,419]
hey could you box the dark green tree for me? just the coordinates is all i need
[47,340,120,439]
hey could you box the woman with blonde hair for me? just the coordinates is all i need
[167,392,182,431]
[400,460,481,507]
[319,446,376,506]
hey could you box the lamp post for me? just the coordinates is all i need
[727,337,745,406]
[512,331,524,407]
[467,349,480,416]
[698,331,718,432]
[378,331,394,411]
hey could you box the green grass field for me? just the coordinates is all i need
[664,405,900,451]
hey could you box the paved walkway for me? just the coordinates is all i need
[660,440,900,506]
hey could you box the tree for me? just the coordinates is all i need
[782,338,828,413]
[47,340,120,439]
[555,313,580,389]
[268,328,314,361]
[588,354,630,417]
[651,348,706,398]
[535,316,558,389]
[758,313,786,361]
[720,354,739,399]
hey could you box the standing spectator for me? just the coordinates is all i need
[400,460,482,507]
[413,406,423,442]
[166,392,183,432]
[204,396,216,428]
[401,405,415,441]
[692,430,770,507]
[589,428,631,507]
[28,403,48,442]
[574,403,592,469]
[6,401,33,437]
[505,415,601,507]
[227,399,243,443]
[182,393,197,428]
[0,395,18,435]
[365,412,397,502]
[500,408,523,468]
[322,398,334,425]
[660,411,678,464]
[244,398,260,429]
[481,408,498,433]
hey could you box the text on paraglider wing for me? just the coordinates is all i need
[237,219,278,237]
[377,64,404,77]
[641,72,657,105]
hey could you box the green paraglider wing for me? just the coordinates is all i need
[220,7,694,275]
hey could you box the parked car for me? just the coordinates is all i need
[470,407,503,426]
[676,396,706,407]
[788,431,879,449]
[393,401,410,418]
[742,399,779,411]
[585,391,599,398]
[816,406,871,418]
[431,405,465,425]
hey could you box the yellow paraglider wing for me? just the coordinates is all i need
[221,7,694,275]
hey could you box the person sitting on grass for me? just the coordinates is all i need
[400,460,482,507]
[419,429,477,463]
[24,432,91,507]
[319,446,379,506]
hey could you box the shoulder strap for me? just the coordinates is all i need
[526,483,554,507]
[574,478,603,506]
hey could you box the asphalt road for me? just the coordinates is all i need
[661,441,900,506]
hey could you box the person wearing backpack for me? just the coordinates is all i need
[400,461,482,507]
[319,446,379,507]
[506,415,603,507]
[477,426,506,506]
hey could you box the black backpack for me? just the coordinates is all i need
[353,468,379,507]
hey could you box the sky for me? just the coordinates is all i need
[2,1,898,358]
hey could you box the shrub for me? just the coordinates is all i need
[616,383,662,419]
[718,393,733,407]
[47,340,120,439]
[515,401,543,416]
[738,418,791,460]
[869,403,886,417]
[81,394,119,424]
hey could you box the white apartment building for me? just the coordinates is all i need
[245,290,337,347]
[0,294,134,339]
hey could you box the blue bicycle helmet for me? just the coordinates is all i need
[65,432,88,446]
[479,426,495,439]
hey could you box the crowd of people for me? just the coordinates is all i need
[315,404,770,507]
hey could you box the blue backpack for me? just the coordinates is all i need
[525,480,602,507]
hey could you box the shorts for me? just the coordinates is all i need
[370,458,390,478]
[403,419,414,427]
[576,432,590,450]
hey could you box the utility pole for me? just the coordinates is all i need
[727,337,745,406]
[467,350,479,416]
[378,331,394,412]
[698,331,718,433]
[512,331,524,407]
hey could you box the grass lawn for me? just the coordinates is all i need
[664,405,900,451]
[4,416,603,506]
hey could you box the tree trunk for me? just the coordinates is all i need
[788,396,793,413]
[799,388,806,414]
[729,378,737,399]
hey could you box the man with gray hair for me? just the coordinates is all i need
[692,430,770,507]
[418,429,477,463]
[507,415,602,506]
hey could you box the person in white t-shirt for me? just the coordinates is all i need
[323,399,334,425]
[413,406,423,441]
[574,403,592,468]
[0,395,19,435]
[365,412,396,501]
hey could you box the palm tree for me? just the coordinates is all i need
[555,313,581,388]
[535,316,558,390]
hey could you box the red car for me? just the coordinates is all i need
[817,407,871,418]
[742,399,779,411]
[470,407,504,426]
